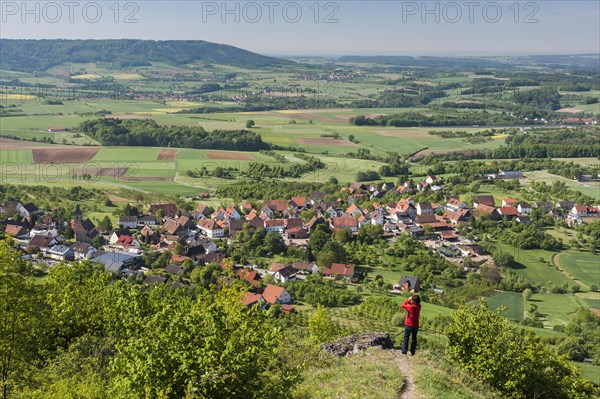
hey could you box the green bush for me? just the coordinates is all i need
[445,299,598,399]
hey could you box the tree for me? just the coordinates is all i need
[264,232,286,254]
[446,299,597,399]
[0,242,48,398]
[571,284,581,294]
[308,225,330,254]
[109,287,297,398]
[190,263,221,288]
[522,288,532,301]
[173,242,185,256]
[334,228,352,244]
[155,209,165,221]
[348,134,355,142]
[246,120,255,128]
[97,216,113,232]
[45,261,111,344]
[308,305,341,345]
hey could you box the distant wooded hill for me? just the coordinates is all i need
[0,39,291,72]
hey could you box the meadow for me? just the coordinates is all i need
[495,243,573,287]
[485,290,524,321]
[555,252,600,290]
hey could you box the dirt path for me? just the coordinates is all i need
[395,351,423,399]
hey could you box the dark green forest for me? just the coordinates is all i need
[0,39,290,72]
[78,118,270,150]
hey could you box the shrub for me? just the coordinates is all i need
[445,299,598,399]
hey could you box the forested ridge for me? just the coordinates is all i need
[0,39,290,72]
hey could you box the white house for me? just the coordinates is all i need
[292,262,318,274]
[446,198,466,212]
[197,219,225,238]
[416,202,434,215]
[425,175,437,184]
[29,226,58,238]
[264,219,286,234]
[71,242,97,260]
[571,205,589,217]
[138,215,158,226]
[118,215,138,229]
[370,209,385,225]
[326,206,339,219]
[273,265,297,283]
[47,245,74,261]
[261,205,274,219]
[225,207,241,220]
[517,203,532,214]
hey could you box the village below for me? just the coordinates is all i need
[1,39,599,399]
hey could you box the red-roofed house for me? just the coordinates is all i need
[171,254,190,264]
[290,196,306,210]
[322,263,355,279]
[498,206,518,218]
[197,219,225,238]
[446,197,466,212]
[345,204,363,218]
[330,216,358,232]
[115,234,141,253]
[242,293,267,309]
[474,195,495,208]
[265,219,286,234]
[238,269,262,286]
[264,200,289,214]
[502,198,518,207]
[262,284,292,304]
[48,126,66,132]
[571,205,589,217]
[4,224,28,238]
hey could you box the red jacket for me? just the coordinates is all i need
[402,298,421,328]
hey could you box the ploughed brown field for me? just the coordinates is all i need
[206,151,256,160]
[32,148,99,164]
[157,149,178,161]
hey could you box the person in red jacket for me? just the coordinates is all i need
[401,294,421,355]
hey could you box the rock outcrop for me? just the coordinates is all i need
[320,332,394,357]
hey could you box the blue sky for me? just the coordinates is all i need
[1,1,599,56]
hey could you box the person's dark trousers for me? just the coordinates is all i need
[401,325,418,355]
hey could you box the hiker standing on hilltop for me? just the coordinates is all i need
[401,294,421,356]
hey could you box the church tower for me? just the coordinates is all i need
[74,204,82,224]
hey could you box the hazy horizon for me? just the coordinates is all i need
[1,1,598,56]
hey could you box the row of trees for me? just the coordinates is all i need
[79,118,269,151]
[349,111,522,127]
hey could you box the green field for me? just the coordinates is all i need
[495,243,572,287]
[0,149,33,163]
[576,291,600,309]
[528,293,580,327]
[578,362,600,385]
[555,252,600,290]
[485,291,524,321]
